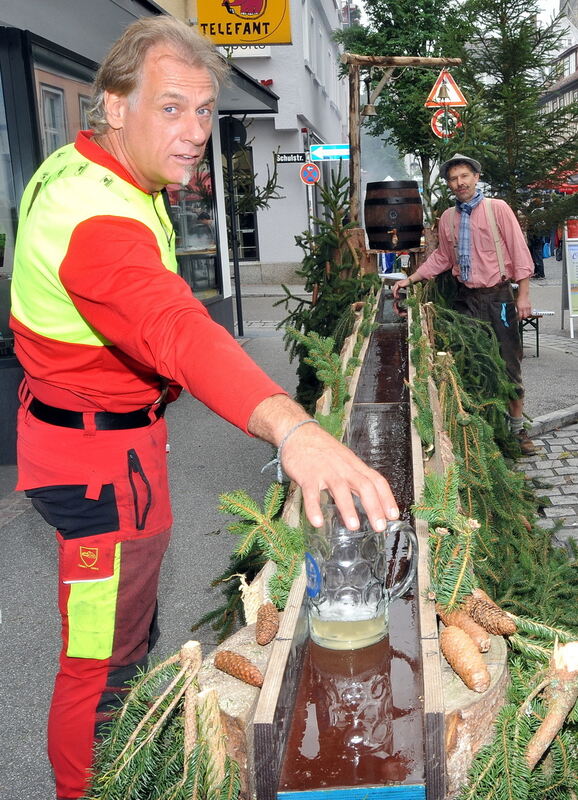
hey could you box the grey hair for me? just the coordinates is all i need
[87,17,229,134]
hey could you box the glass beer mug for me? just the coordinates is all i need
[305,501,418,651]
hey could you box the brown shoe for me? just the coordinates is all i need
[516,429,536,456]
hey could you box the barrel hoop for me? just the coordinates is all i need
[366,181,419,190]
[365,197,422,206]
[365,224,423,233]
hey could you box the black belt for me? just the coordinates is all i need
[29,398,166,430]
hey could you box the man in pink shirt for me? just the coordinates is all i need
[392,153,535,455]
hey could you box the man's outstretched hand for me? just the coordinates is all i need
[248,394,399,531]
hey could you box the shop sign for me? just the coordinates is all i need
[565,236,578,316]
[197,0,291,45]
[218,45,272,57]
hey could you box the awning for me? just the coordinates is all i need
[219,61,278,115]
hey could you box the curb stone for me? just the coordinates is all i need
[528,404,578,437]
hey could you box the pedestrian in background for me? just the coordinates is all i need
[10,17,399,799]
[392,153,536,455]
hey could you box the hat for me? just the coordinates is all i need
[439,153,482,180]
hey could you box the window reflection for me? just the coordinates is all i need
[0,71,16,279]
[167,155,220,300]
[40,84,67,155]
[222,146,259,261]
[32,45,95,159]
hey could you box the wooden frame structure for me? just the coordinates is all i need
[340,53,462,225]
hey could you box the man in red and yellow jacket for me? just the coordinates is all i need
[10,17,399,799]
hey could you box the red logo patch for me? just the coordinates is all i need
[79,546,99,570]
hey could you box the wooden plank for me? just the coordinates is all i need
[278,784,425,799]
[341,298,378,441]
[407,305,447,800]
[253,567,308,800]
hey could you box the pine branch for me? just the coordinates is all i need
[510,616,577,644]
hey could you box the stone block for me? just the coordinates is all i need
[544,507,570,517]
[536,517,556,529]
[545,476,573,485]
[547,494,578,505]
[522,469,556,478]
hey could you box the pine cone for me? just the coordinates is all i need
[436,604,491,652]
[214,649,264,688]
[256,601,279,646]
[440,625,491,693]
[463,588,517,636]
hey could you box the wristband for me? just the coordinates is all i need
[261,418,320,483]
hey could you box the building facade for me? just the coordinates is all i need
[207,0,349,284]
[541,1,578,134]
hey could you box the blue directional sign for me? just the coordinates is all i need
[310,143,350,162]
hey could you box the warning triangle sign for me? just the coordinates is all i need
[424,69,468,108]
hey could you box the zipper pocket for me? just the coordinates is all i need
[127,448,152,530]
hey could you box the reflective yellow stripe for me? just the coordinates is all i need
[11,143,177,345]
[66,543,121,659]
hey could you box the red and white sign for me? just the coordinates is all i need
[430,107,462,138]
[300,162,321,185]
[425,70,468,108]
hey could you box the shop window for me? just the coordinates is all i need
[222,146,259,261]
[166,148,221,300]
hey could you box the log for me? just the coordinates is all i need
[443,633,510,799]
[349,65,361,223]
[342,53,462,67]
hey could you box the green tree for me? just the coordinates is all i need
[452,0,578,214]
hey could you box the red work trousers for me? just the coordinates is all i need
[17,397,173,799]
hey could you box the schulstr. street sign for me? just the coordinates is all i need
[425,69,468,108]
[310,143,350,161]
[275,152,306,164]
[300,162,321,184]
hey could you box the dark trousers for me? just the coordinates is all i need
[452,281,523,396]
[528,236,545,277]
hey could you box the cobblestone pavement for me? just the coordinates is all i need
[516,422,578,550]
[536,332,578,354]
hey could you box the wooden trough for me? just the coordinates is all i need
[201,285,508,800]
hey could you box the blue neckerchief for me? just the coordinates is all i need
[456,190,484,282]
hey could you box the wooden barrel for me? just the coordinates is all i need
[364,181,423,251]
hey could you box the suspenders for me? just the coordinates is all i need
[448,198,507,280]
